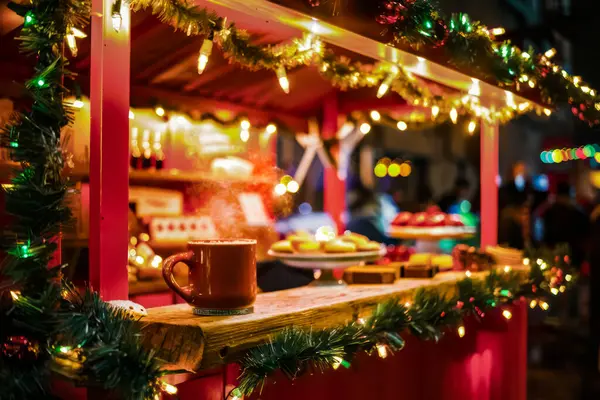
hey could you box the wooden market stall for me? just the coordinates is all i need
[0,0,591,398]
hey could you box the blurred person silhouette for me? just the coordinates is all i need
[498,186,530,249]
[543,181,590,266]
[437,178,470,213]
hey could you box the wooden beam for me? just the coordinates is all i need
[182,63,237,92]
[130,84,307,131]
[88,0,130,301]
[137,40,200,83]
[140,268,530,371]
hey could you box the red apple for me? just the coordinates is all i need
[426,205,441,214]
[427,212,447,227]
[408,212,427,227]
[446,214,465,226]
[392,212,413,226]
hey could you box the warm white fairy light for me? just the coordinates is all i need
[468,78,481,96]
[550,287,559,295]
[197,38,213,74]
[467,120,476,134]
[129,110,135,119]
[544,48,557,59]
[565,274,572,282]
[240,119,251,130]
[518,102,530,112]
[502,310,513,320]
[240,129,250,142]
[397,121,408,131]
[450,108,458,124]
[457,325,466,338]
[529,299,537,309]
[465,270,472,278]
[360,123,371,134]
[370,110,381,121]
[161,381,178,395]
[286,180,300,193]
[536,258,543,266]
[377,344,388,359]
[505,91,516,109]
[573,76,581,87]
[66,34,78,57]
[276,65,290,94]
[559,286,566,293]
[72,98,84,108]
[10,290,20,300]
[490,27,505,36]
[543,108,552,116]
[377,65,400,98]
[521,52,531,60]
[154,106,165,117]
[504,265,512,273]
[111,0,123,32]
[274,183,287,196]
[266,123,277,134]
[540,301,550,311]
[431,105,440,118]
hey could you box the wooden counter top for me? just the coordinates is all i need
[141,270,520,372]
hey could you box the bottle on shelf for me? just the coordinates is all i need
[130,127,141,169]
[153,131,165,170]
[141,129,153,169]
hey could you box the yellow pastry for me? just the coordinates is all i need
[324,239,357,253]
[340,231,369,246]
[408,253,432,267]
[432,255,453,271]
[270,240,293,253]
[357,241,381,252]
[294,240,322,253]
[286,234,312,243]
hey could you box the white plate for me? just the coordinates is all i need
[268,246,386,270]
[388,226,476,240]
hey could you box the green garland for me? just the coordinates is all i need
[130,0,599,125]
[0,0,168,398]
[232,256,574,397]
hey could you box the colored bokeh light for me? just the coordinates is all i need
[374,163,387,178]
[399,163,412,177]
[540,144,600,164]
[388,163,400,177]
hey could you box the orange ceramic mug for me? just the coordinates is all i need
[162,239,257,316]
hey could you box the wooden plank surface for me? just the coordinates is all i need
[140,270,525,371]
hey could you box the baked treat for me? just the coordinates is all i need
[408,253,432,268]
[357,241,381,252]
[293,240,322,253]
[324,239,357,253]
[432,255,453,271]
[341,231,369,246]
[391,212,413,226]
[270,240,293,253]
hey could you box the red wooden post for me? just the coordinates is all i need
[480,120,499,248]
[89,0,130,300]
[322,93,346,233]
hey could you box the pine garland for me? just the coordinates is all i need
[0,0,168,398]
[233,259,574,397]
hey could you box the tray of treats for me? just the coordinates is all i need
[388,206,476,240]
[268,230,385,270]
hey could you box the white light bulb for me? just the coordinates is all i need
[72,99,84,109]
[266,123,277,134]
[276,66,290,94]
[274,183,287,196]
[197,38,213,74]
[240,129,250,142]
[450,108,458,124]
[370,110,381,121]
[286,180,300,193]
[360,123,371,134]
[397,121,407,131]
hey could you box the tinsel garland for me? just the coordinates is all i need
[0,0,169,398]
[128,0,600,125]
[232,255,574,397]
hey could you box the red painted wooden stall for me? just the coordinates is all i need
[0,0,542,398]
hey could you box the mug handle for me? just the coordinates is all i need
[162,251,194,303]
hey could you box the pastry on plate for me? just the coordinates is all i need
[340,231,369,246]
[324,239,357,253]
[293,240,322,253]
[357,241,381,252]
[271,240,293,253]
